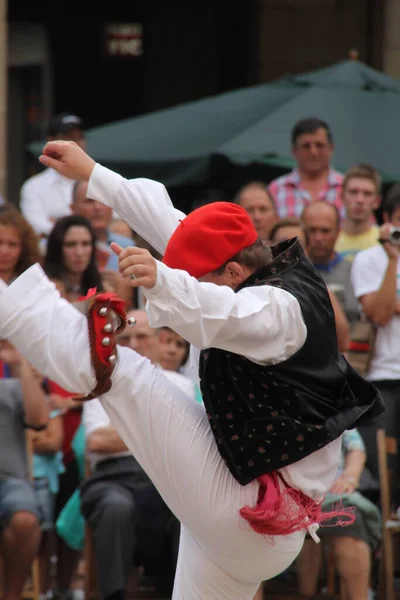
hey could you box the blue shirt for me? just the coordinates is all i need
[336,429,365,478]
[106,232,134,271]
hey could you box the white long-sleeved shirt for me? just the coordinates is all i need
[87,164,342,500]
[20,168,75,236]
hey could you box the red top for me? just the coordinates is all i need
[47,380,82,465]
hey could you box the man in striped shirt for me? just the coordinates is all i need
[268,117,343,219]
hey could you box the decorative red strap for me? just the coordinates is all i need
[74,289,128,401]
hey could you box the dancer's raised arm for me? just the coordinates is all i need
[40,141,185,255]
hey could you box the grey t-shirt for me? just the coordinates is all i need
[0,379,29,481]
[316,257,360,324]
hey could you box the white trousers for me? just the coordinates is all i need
[0,265,305,600]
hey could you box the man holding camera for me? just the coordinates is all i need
[351,186,400,483]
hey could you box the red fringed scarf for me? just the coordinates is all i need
[239,472,356,537]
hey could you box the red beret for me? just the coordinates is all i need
[162,202,258,278]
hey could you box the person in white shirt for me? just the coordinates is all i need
[0,141,383,600]
[20,113,85,240]
[351,187,400,483]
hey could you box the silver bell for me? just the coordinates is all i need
[108,354,117,364]
[101,337,111,347]
[99,307,108,317]
[127,317,136,326]
[103,323,113,333]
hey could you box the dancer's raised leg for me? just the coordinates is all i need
[0,266,305,599]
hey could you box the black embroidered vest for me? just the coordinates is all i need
[199,238,384,486]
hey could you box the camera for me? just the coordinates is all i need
[388,227,400,246]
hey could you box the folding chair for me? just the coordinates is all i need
[376,429,400,600]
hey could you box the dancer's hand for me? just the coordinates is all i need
[111,244,158,289]
[39,140,96,181]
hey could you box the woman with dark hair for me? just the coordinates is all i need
[44,215,103,301]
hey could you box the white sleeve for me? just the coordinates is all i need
[82,399,110,439]
[0,264,95,395]
[351,250,386,299]
[87,164,186,255]
[20,182,53,236]
[143,262,307,364]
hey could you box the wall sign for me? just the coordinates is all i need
[103,23,143,58]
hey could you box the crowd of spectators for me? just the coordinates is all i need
[0,112,397,600]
